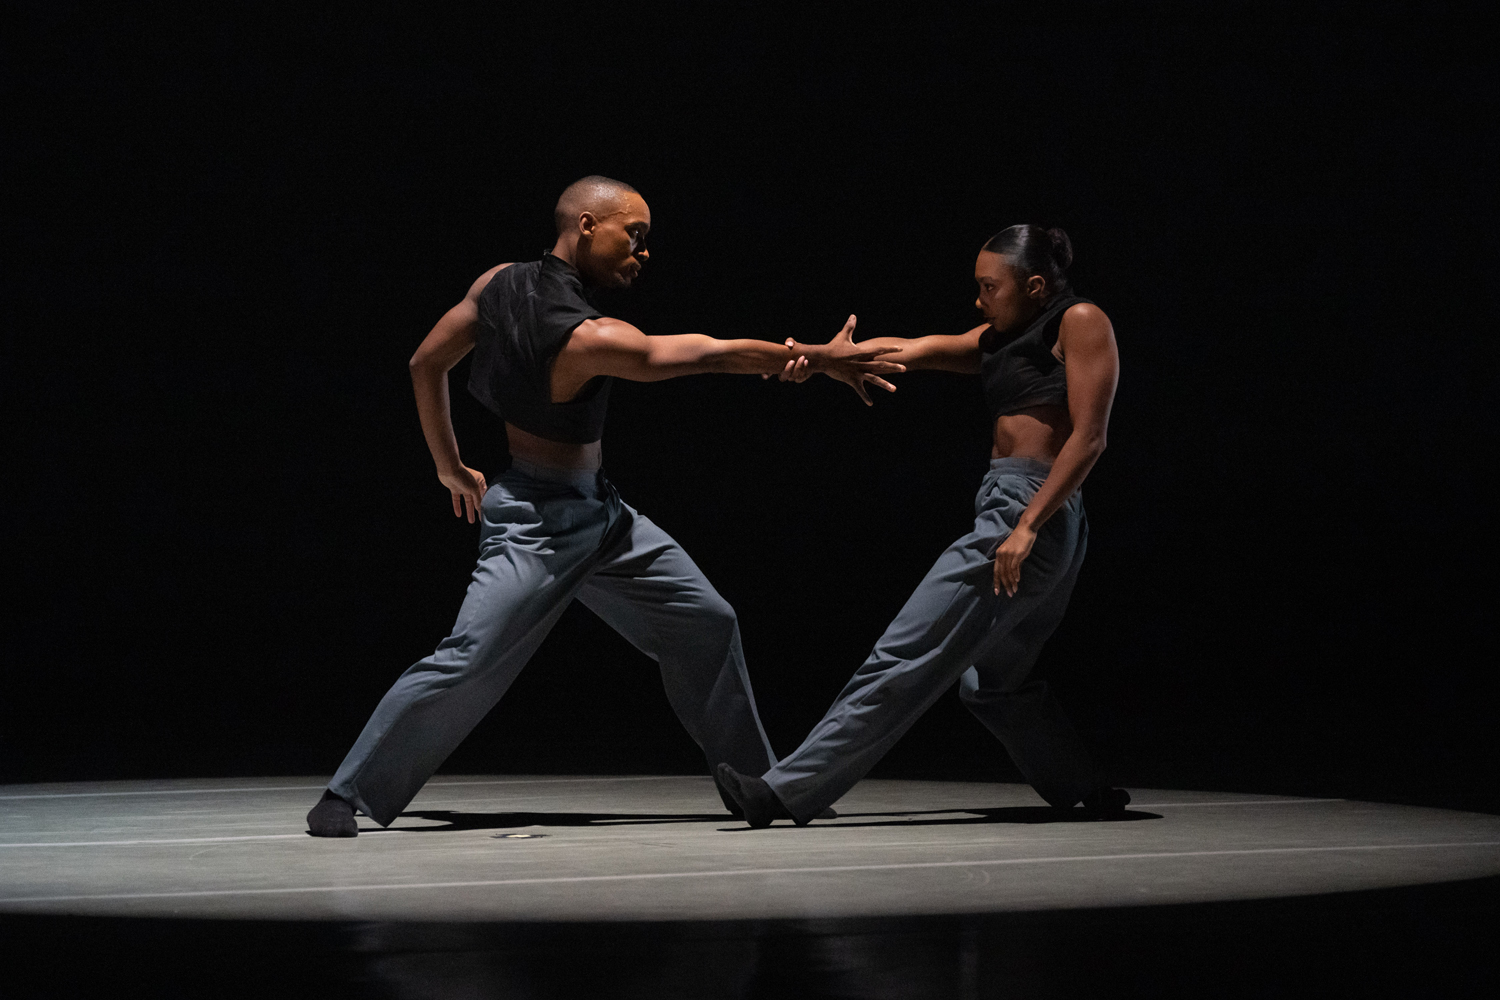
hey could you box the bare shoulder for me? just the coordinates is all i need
[1060,302,1115,342]
[565,316,645,354]
[464,262,515,301]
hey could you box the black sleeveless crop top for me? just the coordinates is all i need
[979,295,1091,419]
[468,253,610,444]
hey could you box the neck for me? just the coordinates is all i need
[549,236,580,270]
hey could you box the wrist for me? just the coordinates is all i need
[792,342,827,370]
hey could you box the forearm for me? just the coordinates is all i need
[1017,429,1107,532]
[850,333,981,374]
[410,363,464,474]
[645,334,797,378]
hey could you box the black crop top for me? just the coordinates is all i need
[468,254,610,444]
[980,295,1091,419]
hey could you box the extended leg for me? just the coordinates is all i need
[761,494,1086,824]
[324,482,616,827]
[576,510,778,778]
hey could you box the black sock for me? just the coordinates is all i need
[714,764,793,828]
[1080,786,1131,817]
[715,774,745,818]
[306,789,358,837]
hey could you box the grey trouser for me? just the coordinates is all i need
[330,460,778,826]
[764,457,1099,823]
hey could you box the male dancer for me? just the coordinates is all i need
[307,176,902,836]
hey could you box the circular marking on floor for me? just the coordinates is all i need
[2,776,1497,922]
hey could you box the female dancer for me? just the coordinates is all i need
[719,225,1128,826]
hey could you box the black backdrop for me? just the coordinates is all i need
[4,6,1495,813]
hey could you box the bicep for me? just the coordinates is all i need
[1060,307,1119,433]
[559,318,667,381]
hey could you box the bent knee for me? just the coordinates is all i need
[696,592,738,629]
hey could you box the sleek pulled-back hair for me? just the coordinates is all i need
[983,225,1074,296]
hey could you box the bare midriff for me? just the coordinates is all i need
[505,422,603,470]
[991,404,1071,463]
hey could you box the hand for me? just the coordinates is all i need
[792,315,905,405]
[993,524,1037,598]
[438,464,488,523]
[775,349,812,383]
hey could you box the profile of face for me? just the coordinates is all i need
[576,193,651,289]
[974,250,1048,333]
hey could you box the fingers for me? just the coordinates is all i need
[835,314,857,342]
[854,379,873,406]
[451,491,463,518]
[856,359,906,373]
[993,550,1020,597]
[865,375,897,394]
[775,356,811,382]
[768,343,796,378]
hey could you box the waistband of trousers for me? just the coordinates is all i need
[985,456,1054,479]
[507,458,608,492]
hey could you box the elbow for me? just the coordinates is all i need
[1077,428,1107,457]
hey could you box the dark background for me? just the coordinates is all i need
[4,5,1495,813]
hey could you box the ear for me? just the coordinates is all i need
[577,211,598,239]
[1026,274,1048,299]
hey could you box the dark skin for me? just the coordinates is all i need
[407,189,905,520]
[780,249,1119,597]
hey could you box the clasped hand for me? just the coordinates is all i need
[768,315,905,405]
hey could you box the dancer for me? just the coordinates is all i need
[307,176,903,836]
[719,225,1127,826]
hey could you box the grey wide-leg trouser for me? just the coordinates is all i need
[330,460,778,826]
[764,456,1099,824]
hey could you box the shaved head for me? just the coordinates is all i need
[554,175,640,236]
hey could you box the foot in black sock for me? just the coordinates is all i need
[1080,786,1131,818]
[307,789,358,837]
[715,775,745,819]
[716,773,836,821]
[714,764,794,828]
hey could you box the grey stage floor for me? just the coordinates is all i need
[3,775,1499,923]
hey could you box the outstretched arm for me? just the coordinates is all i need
[408,263,510,522]
[840,322,988,374]
[992,303,1119,596]
[551,314,905,405]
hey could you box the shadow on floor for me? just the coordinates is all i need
[397,810,728,831]
[395,806,1161,832]
[805,806,1162,828]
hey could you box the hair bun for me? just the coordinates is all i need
[1046,228,1074,270]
